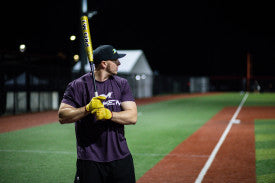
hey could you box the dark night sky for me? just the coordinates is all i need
[1,0,275,76]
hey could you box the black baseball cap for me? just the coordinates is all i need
[93,45,126,64]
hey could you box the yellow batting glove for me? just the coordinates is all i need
[85,96,106,112]
[92,108,112,121]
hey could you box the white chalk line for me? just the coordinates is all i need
[195,92,249,183]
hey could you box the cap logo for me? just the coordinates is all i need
[112,49,117,54]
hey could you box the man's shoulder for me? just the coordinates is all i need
[70,73,90,85]
[112,75,128,83]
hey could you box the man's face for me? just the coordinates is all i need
[106,59,121,75]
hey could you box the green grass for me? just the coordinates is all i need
[244,92,275,106]
[0,92,275,182]
[255,119,275,183]
[0,123,76,183]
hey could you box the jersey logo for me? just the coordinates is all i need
[100,92,121,106]
[100,92,113,99]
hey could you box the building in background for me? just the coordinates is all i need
[117,50,153,98]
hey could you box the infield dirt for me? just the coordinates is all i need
[137,106,275,183]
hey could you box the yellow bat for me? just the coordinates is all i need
[80,15,98,96]
[81,15,93,62]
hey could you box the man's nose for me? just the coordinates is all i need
[117,60,121,66]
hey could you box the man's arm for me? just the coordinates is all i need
[58,103,89,124]
[58,96,106,124]
[111,101,137,125]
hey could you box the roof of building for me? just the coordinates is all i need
[117,50,143,73]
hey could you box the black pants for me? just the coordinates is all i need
[74,154,135,183]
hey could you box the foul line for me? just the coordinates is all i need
[195,92,249,183]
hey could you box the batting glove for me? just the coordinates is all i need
[92,108,112,121]
[85,96,106,112]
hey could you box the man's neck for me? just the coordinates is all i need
[94,70,111,82]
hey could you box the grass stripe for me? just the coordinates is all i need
[0,149,209,158]
[0,149,75,154]
[255,119,275,183]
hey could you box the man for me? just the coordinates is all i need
[58,45,137,183]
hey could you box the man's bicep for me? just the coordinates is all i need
[121,101,137,112]
[119,101,137,124]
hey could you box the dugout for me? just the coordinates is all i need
[0,51,71,115]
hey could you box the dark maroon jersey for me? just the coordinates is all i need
[61,73,135,162]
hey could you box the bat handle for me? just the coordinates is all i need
[89,62,98,97]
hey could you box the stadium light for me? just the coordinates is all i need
[73,54,79,62]
[19,44,26,52]
[70,35,76,41]
[135,75,141,80]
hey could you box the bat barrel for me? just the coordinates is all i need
[81,15,98,97]
[81,16,93,62]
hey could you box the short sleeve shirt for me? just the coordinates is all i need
[61,73,135,162]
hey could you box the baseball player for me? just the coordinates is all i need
[58,45,137,183]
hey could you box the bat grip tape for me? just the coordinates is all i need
[89,62,98,97]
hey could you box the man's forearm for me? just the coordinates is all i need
[58,105,89,124]
[111,110,137,125]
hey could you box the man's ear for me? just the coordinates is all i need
[101,61,108,69]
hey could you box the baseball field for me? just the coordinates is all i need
[0,92,274,182]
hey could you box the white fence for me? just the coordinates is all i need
[190,77,209,93]
[6,91,59,114]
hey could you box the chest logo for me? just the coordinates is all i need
[100,92,121,106]
[100,92,113,99]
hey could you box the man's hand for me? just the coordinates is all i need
[92,108,112,121]
[85,96,106,112]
